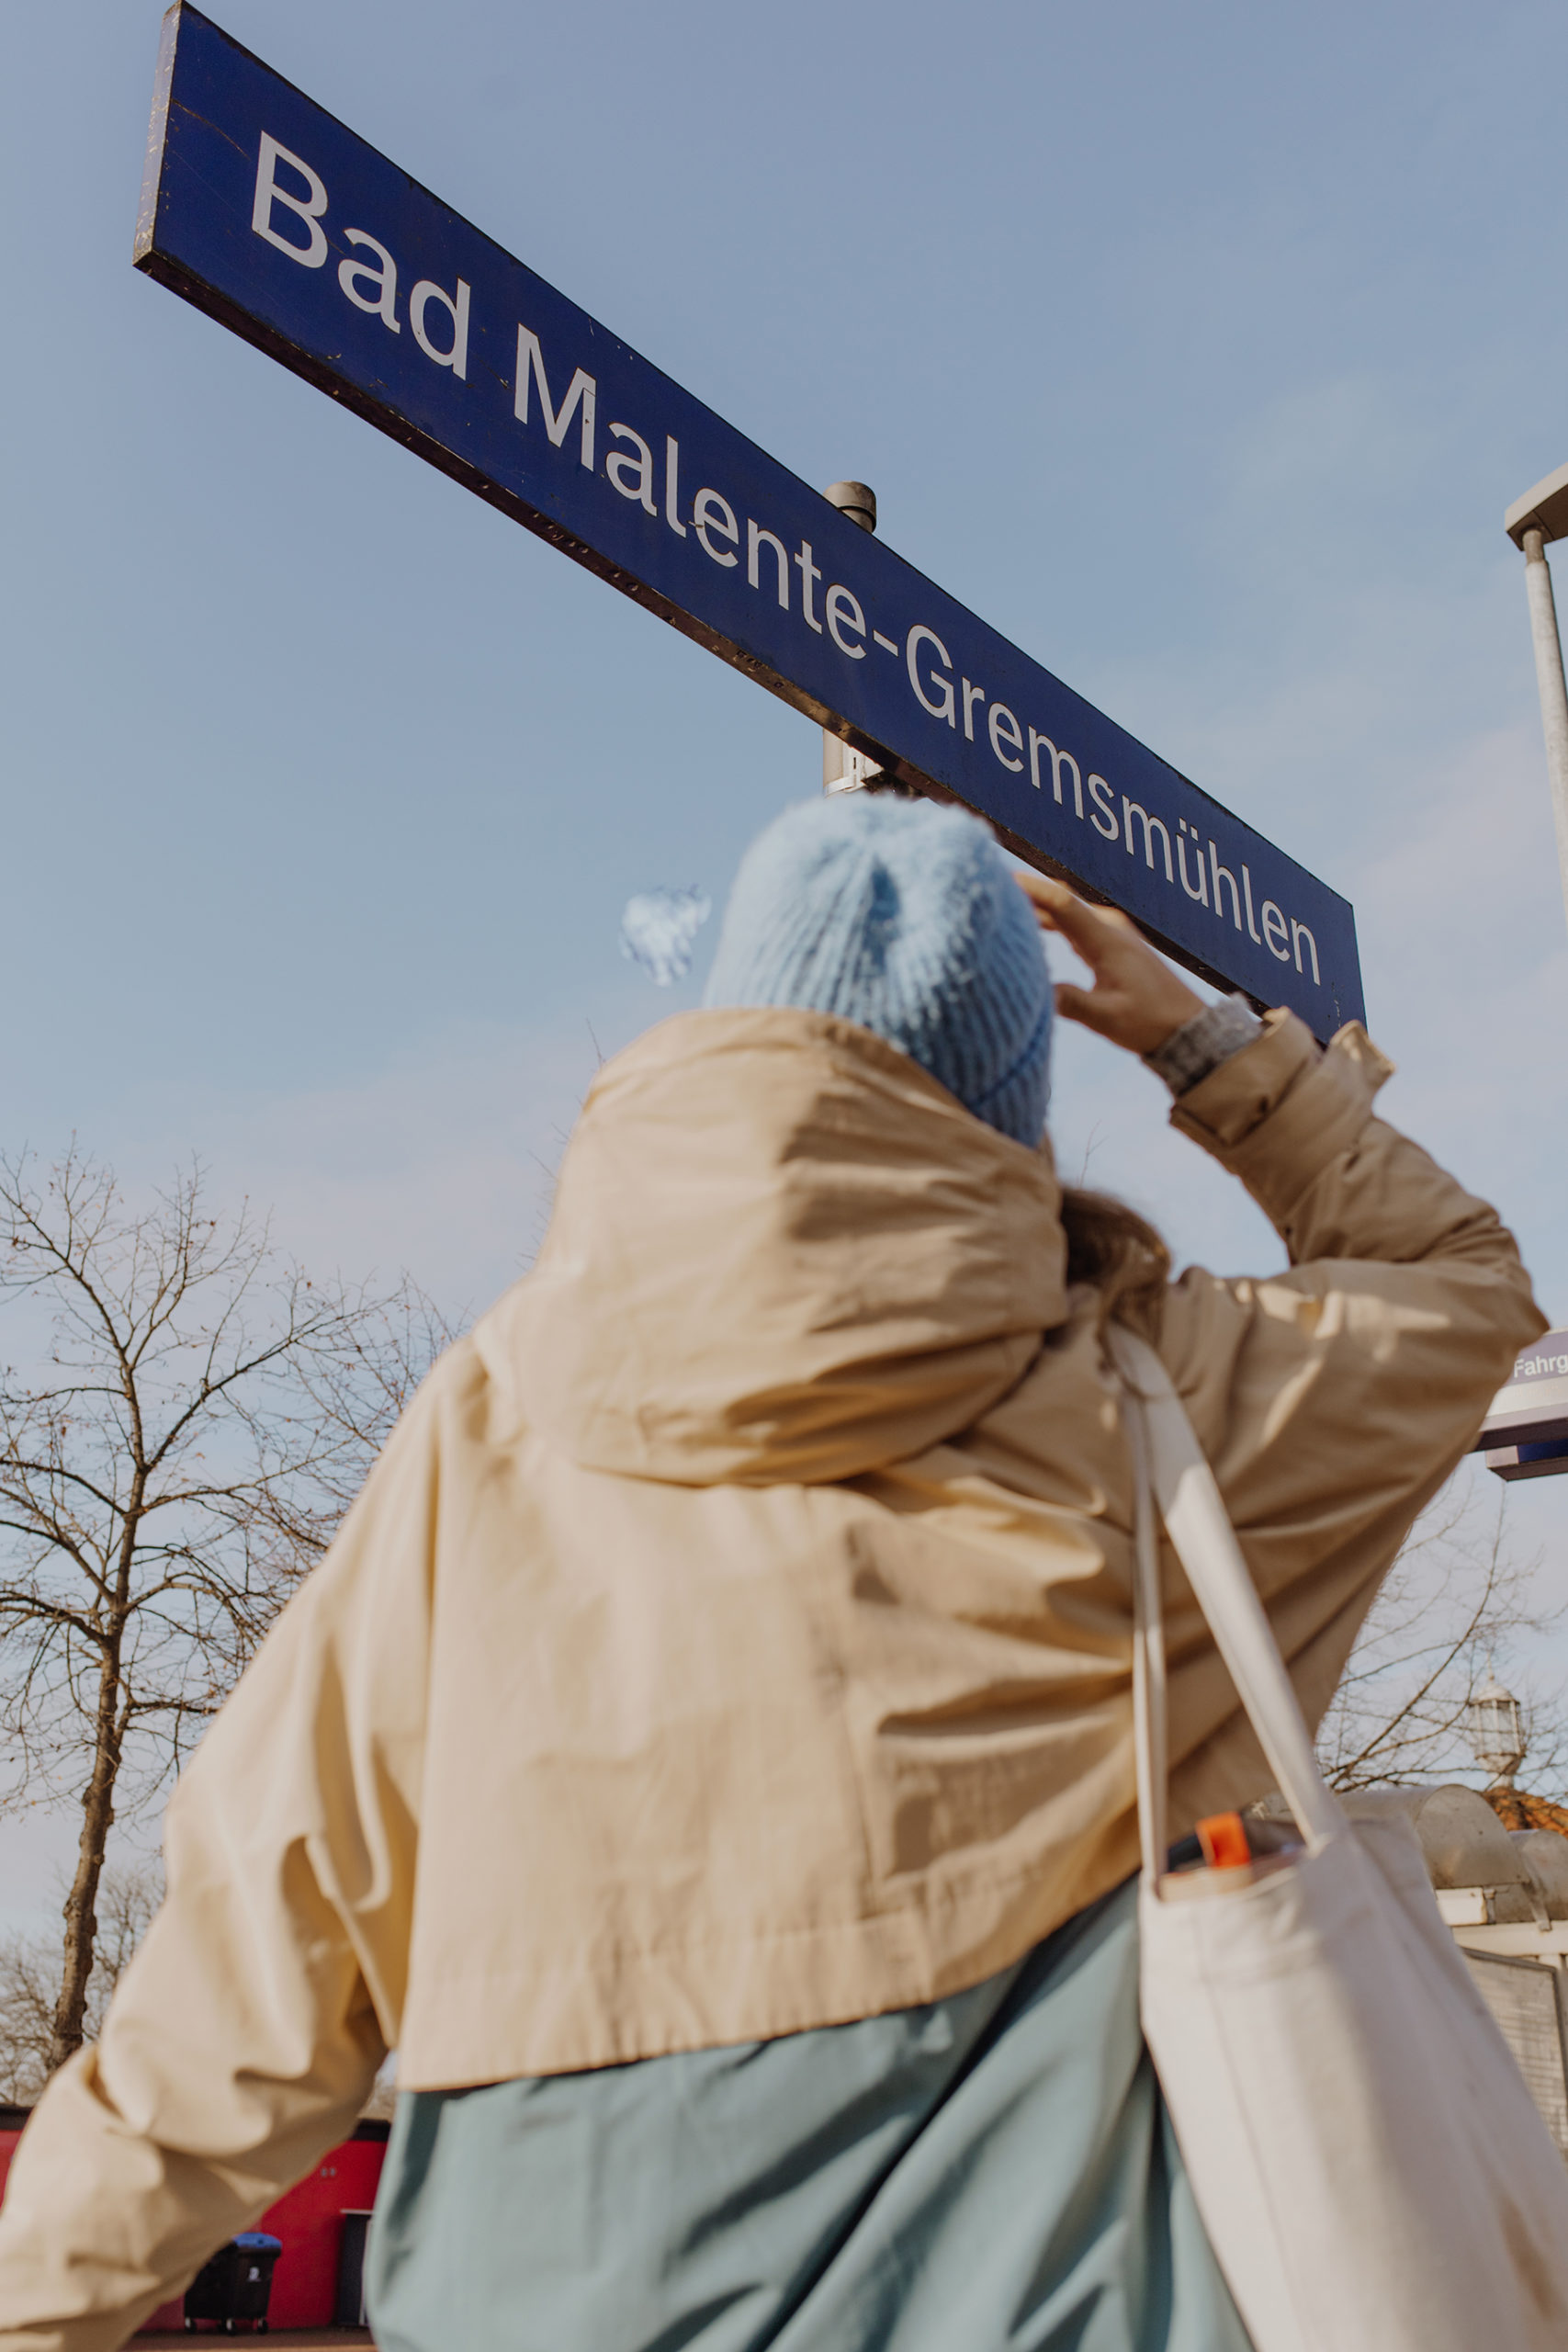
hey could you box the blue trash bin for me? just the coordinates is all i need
[183,2233,282,2334]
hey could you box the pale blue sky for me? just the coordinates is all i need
[5,0,1568,1923]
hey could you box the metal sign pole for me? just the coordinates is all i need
[1521,531,1568,934]
[1506,467,1568,937]
[822,481,882,794]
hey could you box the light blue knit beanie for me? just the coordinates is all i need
[704,794,1053,1146]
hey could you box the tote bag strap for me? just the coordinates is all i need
[1108,1325,1344,1871]
[1124,1379,1170,1885]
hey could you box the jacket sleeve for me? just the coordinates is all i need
[1154,1011,1547,1784]
[0,1360,447,2352]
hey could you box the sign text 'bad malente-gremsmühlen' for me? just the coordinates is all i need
[137,5,1364,1036]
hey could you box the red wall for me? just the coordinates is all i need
[0,2115,388,2331]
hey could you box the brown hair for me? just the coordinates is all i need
[1059,1184,1171,1336]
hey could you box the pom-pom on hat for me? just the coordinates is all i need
[704,793,1053,1146]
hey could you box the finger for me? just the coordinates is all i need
[1012,871,1072,932]
[1013,870,1098,936]
[1034,889,1135,967]
[1013,869,1074,908]
[1053,981,1119,1035]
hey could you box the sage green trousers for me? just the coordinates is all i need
[367,1877,1252,2351]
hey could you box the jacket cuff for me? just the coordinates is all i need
[1169,1010,1394,1224]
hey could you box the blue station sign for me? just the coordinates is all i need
[136,5,1364,1038]
[1473,1330,1568,1482]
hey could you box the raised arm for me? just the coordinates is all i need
[1017,870,1541,1407]
[1018,872,1545,1768]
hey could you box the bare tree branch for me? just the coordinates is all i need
[1317,1476,1566,1792]
[0,1865,163,2106]
[0,1147,455,2075]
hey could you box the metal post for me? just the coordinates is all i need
[821,481,883,793]
[1522,528,1568,929]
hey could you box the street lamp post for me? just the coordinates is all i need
[1505,464,1568,932]
[821,481,884,795]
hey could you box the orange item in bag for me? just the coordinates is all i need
[1196,1812,1253,1871]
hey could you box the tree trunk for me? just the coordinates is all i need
[49,1650,122,2072]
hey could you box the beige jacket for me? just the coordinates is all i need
[0,1005,1544,2348]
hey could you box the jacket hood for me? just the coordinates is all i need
[480,1008,1068,1486]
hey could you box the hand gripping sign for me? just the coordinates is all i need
[137,6,1364,1039]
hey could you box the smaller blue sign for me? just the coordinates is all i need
[1474,1329,1568,1482]
[136,6,1364,1037]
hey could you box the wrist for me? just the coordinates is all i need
[1144,996,1263,1095]
[1129,988,1205,1056]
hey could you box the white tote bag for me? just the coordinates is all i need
[1111,1326,1568,2352]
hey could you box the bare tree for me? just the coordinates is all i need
[0,1929,60,2109]
[1317,1476,1565,1792]
[0,1865,162,2107]
[0,1148,452,2076]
